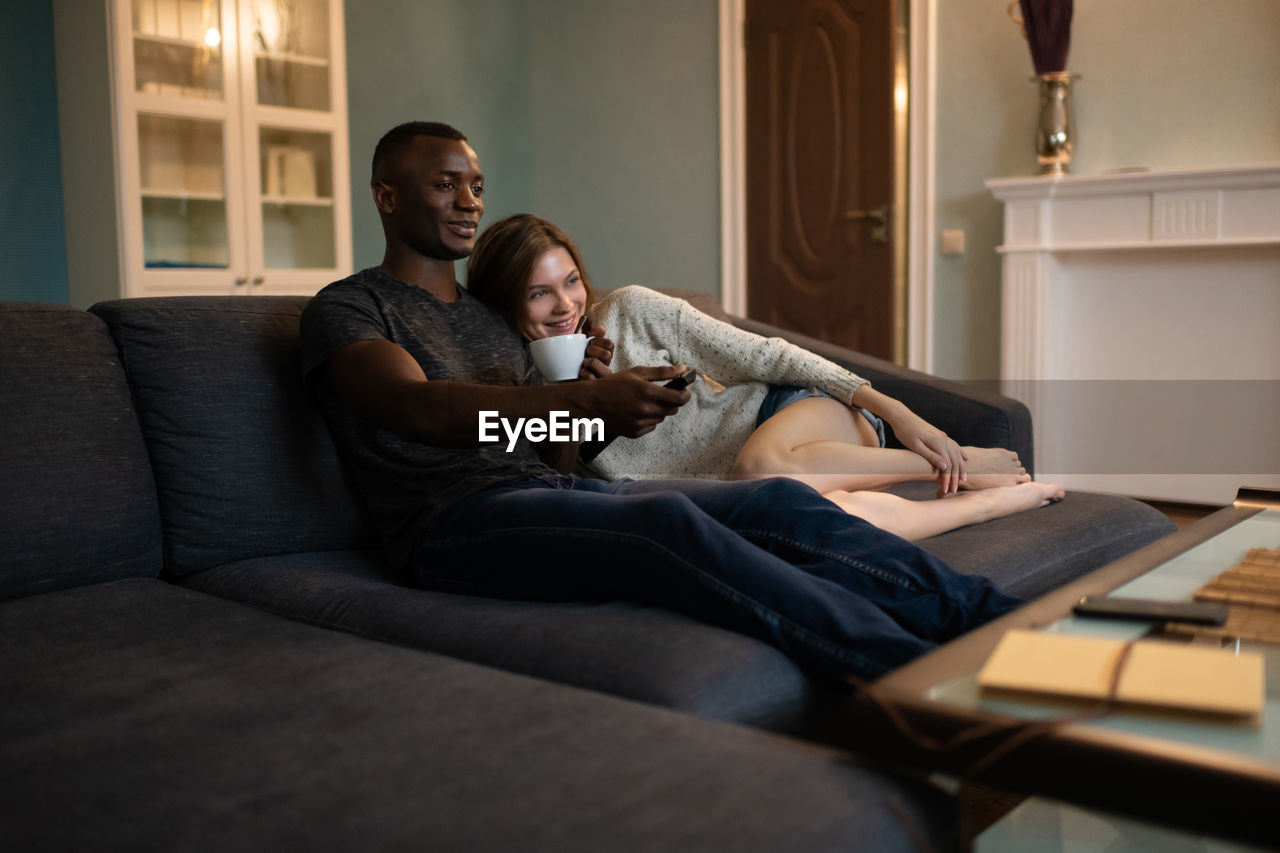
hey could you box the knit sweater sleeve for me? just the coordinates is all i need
[666,293,868,405]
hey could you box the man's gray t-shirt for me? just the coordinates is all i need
[300,267,560,569]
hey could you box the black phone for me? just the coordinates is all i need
[1072,595,1228,626]
[663,369,699,391]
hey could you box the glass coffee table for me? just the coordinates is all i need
[830,488,1280,849]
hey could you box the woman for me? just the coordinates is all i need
[467,214,1063,540]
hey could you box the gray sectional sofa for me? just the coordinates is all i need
[0,295,1175,849]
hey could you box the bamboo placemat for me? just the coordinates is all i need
[1174,547,1280,645]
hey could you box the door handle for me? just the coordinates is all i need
[843,204,890,244]
[844,204,888,224]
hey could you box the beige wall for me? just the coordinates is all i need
[932,0,1280,380]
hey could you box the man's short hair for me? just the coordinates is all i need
[371,121,467,184]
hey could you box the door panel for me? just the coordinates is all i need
[746,0,895,359]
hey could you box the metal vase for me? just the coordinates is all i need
[1034,72,1079,176]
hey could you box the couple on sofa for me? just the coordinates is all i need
[300,120,1062,682]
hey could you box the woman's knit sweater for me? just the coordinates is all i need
[583,286,868,480]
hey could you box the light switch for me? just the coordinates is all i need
[940,229,966,255]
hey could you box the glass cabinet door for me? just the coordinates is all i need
[130,0,225,99]
[137,115,231,268]
[259,127,336,269]
[247,0,332,111]
[128,0,239,279]
[241,0,348,284]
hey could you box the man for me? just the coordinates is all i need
[300,121,1019,681]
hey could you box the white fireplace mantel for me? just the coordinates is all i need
[987,163,1280,505]
[989,163,1280,256]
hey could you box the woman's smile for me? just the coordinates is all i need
[543,314,580,335]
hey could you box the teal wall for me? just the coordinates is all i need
[525,0,721,293]
[21,0,1275,362]
[1,0,68,303]
[344,0,535,271]
[345,0,721,293]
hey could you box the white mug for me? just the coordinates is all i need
[528,334,595,382]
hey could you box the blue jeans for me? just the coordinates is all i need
[413,476,1020,681]
[756,385,888,448]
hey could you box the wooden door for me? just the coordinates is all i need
[745,0,896,359]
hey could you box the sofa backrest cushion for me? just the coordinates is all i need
[92,297,372,576]
[0,303,163,599]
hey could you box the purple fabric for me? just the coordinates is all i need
[1019,0,1073,74]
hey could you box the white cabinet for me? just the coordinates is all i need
[54,0,351,305]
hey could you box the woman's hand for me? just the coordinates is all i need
[566,364,690,438]
[852,384,967,494]
[579,320,614,380]
[889,410,968,495]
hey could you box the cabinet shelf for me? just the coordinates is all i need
[255,50,330,68]
[142,188,226,202]
[144,260,230,269]
[134,32,208,50]
[261,195,334,207]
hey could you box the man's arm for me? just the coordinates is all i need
[534,436,581,474]
[323,338,690,447]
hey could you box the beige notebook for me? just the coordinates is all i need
[977,630,1265,717]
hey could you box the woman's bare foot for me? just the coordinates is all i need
[944,481,1066,522]
[952,446,1030,493]
[825,481,1065,540]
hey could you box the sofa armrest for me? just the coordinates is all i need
[731,317,1034,474]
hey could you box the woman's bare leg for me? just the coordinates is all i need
[824,483,1066,541]
[731,397,1027,494]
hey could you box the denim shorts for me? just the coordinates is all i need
[755,385,887,448]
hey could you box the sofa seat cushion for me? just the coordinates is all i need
[0,579,950,851]
[891,483,1176,599]
[0,303,161,599]
[178,490,1174,732]
[180,550,828,732]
